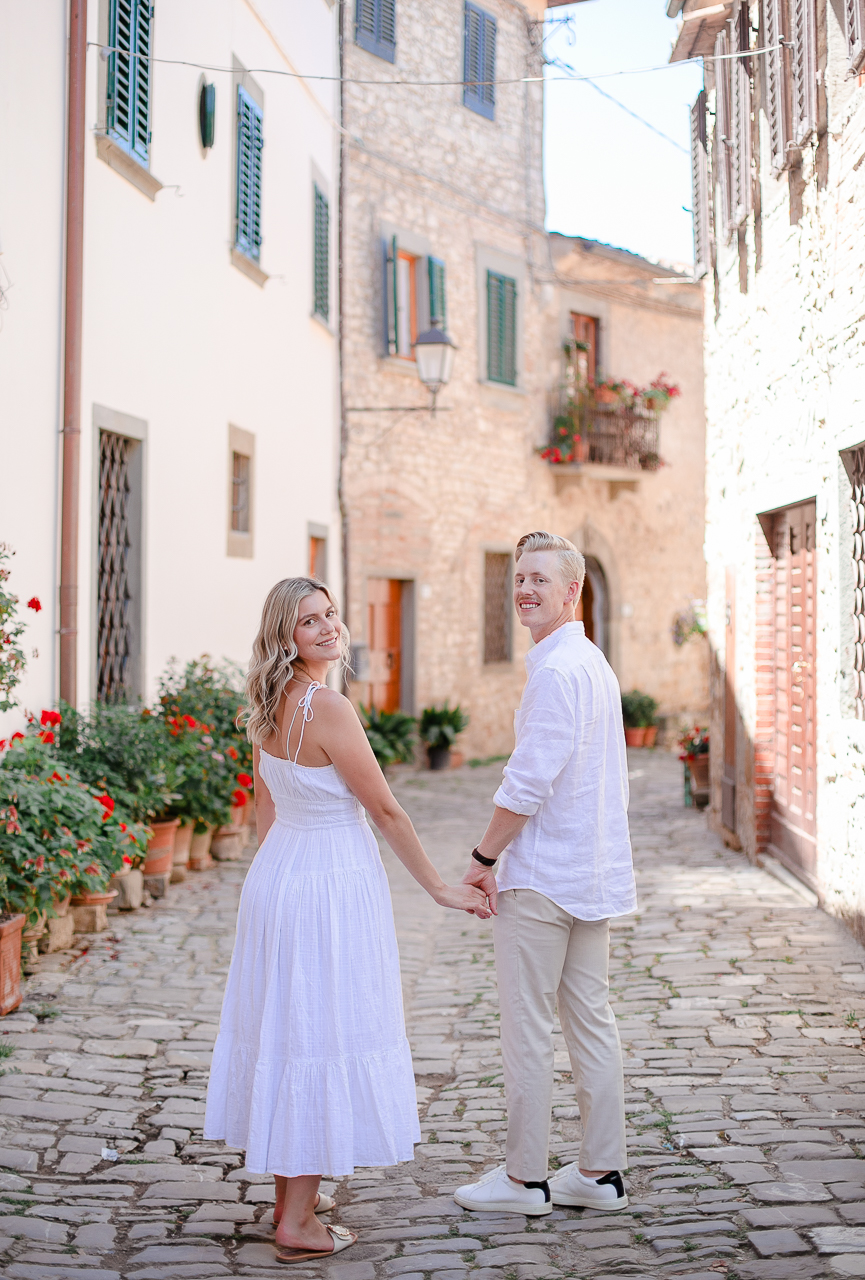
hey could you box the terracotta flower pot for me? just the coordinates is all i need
[189,823,215,872]
[624,727,647,747]
[643,725,658,748]
[143,817,180,877]
[427,745,451,771]
[0,915,26,1015]
[595,388,618,405]
[229,803,247,827]
[171,820,194,884]
[688,755,710,792]
[70,889,118,907]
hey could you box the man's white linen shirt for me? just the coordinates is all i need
[494,621,637,920]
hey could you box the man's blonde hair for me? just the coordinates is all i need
[515,531,586,592]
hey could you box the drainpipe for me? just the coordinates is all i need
[59,0,87,707]
[336,0,350,692]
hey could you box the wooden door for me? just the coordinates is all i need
[368,578,402,712]
[770,501,817,881]
[577,572,595,645]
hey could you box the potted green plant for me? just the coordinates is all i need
[360,706,416,770]
[0,544,42,714]
[621,691,657,747]
[679,726,709,803]
[419,703,469,771]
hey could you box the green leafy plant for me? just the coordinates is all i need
[418,703,469,750]
[672,600,708,646]
[360,705,416,768]
[0,730,148,923]
[621,690,657,729]
[0,544,42,713]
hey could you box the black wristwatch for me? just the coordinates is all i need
[471,846,498,868]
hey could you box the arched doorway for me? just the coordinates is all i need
[577,556,610,657]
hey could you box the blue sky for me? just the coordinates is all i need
[542,0,705,268]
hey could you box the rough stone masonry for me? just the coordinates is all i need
[0,750,862,1279]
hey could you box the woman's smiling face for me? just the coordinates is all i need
[292,590,342,667]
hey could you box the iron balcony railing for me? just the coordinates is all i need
[547,402,662,472]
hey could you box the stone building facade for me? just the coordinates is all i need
[341,0,709,757]
[674,0,865,939]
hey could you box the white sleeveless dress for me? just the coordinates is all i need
[203,683,420,1177]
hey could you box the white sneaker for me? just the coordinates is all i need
[453,1164,552,1215]
[548,1164,628,1211]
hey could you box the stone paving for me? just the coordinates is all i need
[0,749,863,1280]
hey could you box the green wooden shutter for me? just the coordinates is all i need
[235,86,263,261]
[313,186,329,321]
[428,257,446,328]
[107,0,151,164]
[487,271,516,386]
[356,0,396,62]
[464,3,496,120]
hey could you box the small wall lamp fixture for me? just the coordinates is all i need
[412,327,457,412]
[199,83,216,150]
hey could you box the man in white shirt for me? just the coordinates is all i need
[454,531,636,1217]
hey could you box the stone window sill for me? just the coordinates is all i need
[95,134,163,201]
[231,248,269,288]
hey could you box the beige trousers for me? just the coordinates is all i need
[493,887,627,1180]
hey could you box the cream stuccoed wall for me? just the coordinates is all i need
[700,1,865,940]
[0,0,341,731]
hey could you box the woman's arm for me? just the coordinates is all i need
[252,745,276,847]
[315,694,493,918]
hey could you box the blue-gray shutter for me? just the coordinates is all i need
[487,271,516,385]
[464,3,496,120]
[428,257,446,328]
[313,187,329,320]
[356,0,396,63]
[235,87,263,262]
[107,0,152,164]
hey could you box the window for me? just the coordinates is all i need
[235,86,263,262]
[487,270,516,385]
[314,186,329,321]
[571,314,598,382]
[790,0,817,149]
[846,0,865,73]
[385,237,419,357]
[690,90,711,278]
[428,257,446,328]
[231,453,250,533]
[714,12,751,238]
[356,0,396,63]
[97,430,142,702]
[309,536,327,581]
[762,0,792,172]
[484,554,511,664]
[227,425,255,557]
[106,0,152,165]
[464,3,496,120]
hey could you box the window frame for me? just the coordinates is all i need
[235,84,264,264]
[463,1,497,121]
[483,551,512,665]
[356,0,396,63]
[106,0,152,167]
[313,184,330,322]
[227,425,255,559]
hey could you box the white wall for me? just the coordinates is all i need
[0,0,341,728]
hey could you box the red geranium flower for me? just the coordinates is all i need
[226,746,239,761]
[26,598,41,612]
[237,773,253,788]
[38,730,55,745]
[122,854,132,865]
[182,715,197,730]
[94,794,114,819]
[232,789,248,807]
[34,856,45,873]
[40,709,61,727]
[0,741,5,752]
[119,822,127,832]
[10,733,24,744]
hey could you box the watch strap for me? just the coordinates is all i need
[471,846,497,868]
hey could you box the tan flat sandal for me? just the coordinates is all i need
[276,1223,357,1264]
[315,1193,335,1213]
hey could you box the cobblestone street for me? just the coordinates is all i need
[0,750,863,1280]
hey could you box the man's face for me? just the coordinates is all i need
[513,550,579,637]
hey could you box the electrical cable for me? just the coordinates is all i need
[545,55,690,153]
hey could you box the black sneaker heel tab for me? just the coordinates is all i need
[523,1179,551,1202]
[596,1170,625,1197]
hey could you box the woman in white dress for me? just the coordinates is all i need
[204,577,491,1264]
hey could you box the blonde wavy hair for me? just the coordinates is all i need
[243,577,351,745]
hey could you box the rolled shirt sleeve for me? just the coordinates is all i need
[493,667,576,816]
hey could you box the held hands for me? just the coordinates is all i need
[462,859,499,916]
[433,883,495,919]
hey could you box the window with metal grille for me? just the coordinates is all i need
[314,186,329,321]
[484,553,511,664]
[762,0,792,172]
[428,257,446,328]
[231,453,250,533]
[790,0,817,148]
[98,432,134,702]
[356,0,396,62]
[690,90,711,277]
[845,446,865,718]
[487,271,516,385]
[106,0,152,165]
[464,2,496,120]
[235,86,263,262]
[846,0,865,72]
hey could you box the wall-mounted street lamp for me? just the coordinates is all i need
[412,327,457,413]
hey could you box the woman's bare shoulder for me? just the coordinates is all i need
[312,688,360,723]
